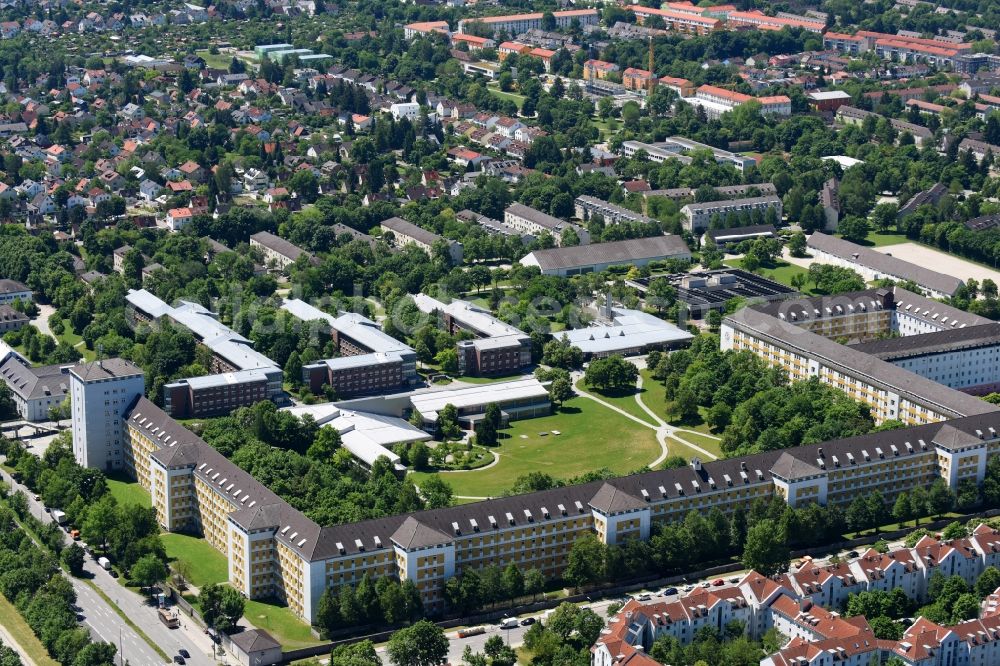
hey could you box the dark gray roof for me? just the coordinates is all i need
[250,231,312,262]
[381,217,442,247]
[0,304,28,323]
[932,423,984,452]
[770,451,823,481]
[705,224,777,242]
[69,358,143,383]
[0,279,29,295]
[806,233,964,296]
[848,322,1000,360]
[682,195,781,213]
[505,203,568,231]
[229,629,280,653]
[726,304,998,419]
[390,516,453,550]
[589,482,647,513]
[525,235,690,271]
[0,357,70,400]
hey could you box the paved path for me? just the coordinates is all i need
[32,303,57,340]
[0,620,40,666]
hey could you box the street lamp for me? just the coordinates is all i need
[118,627,124,666]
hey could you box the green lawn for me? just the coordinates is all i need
[860,230,908,247]
[639,369,666,416]
[409,395,660,497]
[161,533,229,589]
[53,318,96,361]
[576,379,656,427]
[488,87,526,110]
[454,372,529,385]
[0,592,59,666]
[106,472,150,508]
[664,437,714,465]
[244,599,324,649]
[196,49,238,70]
[677,432,724,458]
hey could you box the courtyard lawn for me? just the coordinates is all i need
[106,473,150,508]
[162,533,229,589]
[664,437,714,465]
[0,592,59,666]
[639,369,666,416]
[409,395,660,498]
[244,599,324,649]
[454,372,530,385]
[576,378,656,427]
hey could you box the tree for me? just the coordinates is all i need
[307,427,343,462]
[477,403,501,446]
[386,620,449,666]
[646,277,676,313]
[584,356,638,392]
[131,553,167,591]
[82,495,118,551]
[871,202,899,232]
[741,519,788,575]
[976,567,1000,598]
[72,642,118,666]
[549,377,573,407]
[928,480,955,517]
[838,216,871,244]
[787,232,807,257]
[524,568,545,600]
[502,563,524,601]
[410,441,430,471]
[892,491,912,527]
[564,534,606,588]
[421,476,453,509]
[437,404,461,440]
[61,543,85,576]
[869,616,903,640]
[331,640,380,666]
[199,583,245,633]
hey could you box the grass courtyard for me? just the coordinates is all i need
[106,472,150,508]
[575,378,656,427]
[723,258,813,294]
[409,394,661,498]
[244,599,324,649]
[162,533,229,589]
[487,86,526,110]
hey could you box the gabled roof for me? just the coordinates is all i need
[390,516,452,550]
[770,451,823,481]
[589,482,647,514]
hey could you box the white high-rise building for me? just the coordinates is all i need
[70,358,144,471]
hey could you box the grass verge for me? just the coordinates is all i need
[0,591,59,666]
[106,472,151,508]
[162,533,229,589]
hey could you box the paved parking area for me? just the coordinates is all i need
[872,243,1000,285]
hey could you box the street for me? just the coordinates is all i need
[2,468,218,665]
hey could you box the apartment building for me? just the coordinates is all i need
[0,279,31,304]
[0,305,28,333]
[806,233,963,299]
[583,59,619,82]
[621,138,757,173]
[70,358,145,472]
[626,5,721,35]
[727,10,824,32]
[380,217,464,264]
[0,345,70,421]
[412,294,531,377]
[835,105,934,146]
[250,231,315,271]
[504,203,590,246]
[456,9,597,36]
[688,85,791,120]
[280,298,418,389]
[681,195,783,232]
[722,288,999,425]
[102,368,1000,626]
[125,290,283,416]
[574,196,657,226]
[823,30,972,67]
[301,353,406,397]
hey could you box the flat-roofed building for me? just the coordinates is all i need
[621,138,756,172]
[681,195,782,233]
[627,4,721,35]
[163,369,274,419]
[302,352,406,397]
[521,235,691,276]
[504,203,590,246]
[562,308,693,359]
[409,377,551,429]
[70,358,145,472]
[413,294,531,376]
[703,224,777,250]
[631,268,796,319]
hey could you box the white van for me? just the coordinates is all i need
[499,617,519,630]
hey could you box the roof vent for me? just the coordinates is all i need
[355,538,364,552]
[336,541,345,554]
[506,512,515,525]
[374,536,382,548]
[557,504,566,516]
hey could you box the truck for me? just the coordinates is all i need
[97,557,111,571]
[158,608,179,629]
[51,510,67,525]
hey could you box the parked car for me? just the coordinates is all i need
[173,657,185,665]
[178,649,190,658]
[847,551,859,558]
[636,593,651,601]
[661,587,678,596]
[728,577,740,583]
[520,618,536,626]
[712,579,724,586]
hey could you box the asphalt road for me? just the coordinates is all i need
[2,468,218,665]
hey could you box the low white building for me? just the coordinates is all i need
[561,308,693,359]
[389,102,421,121]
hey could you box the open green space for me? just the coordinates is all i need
[195,49,237,70]
[487,87,526,110]
[664,437,715,466]
[0,592,59,666]
[409,395,660,498]
[453,372,529,385]
[859,230,908,247]
[162,533,229,589]
[244,599,324,649]
[576,379,656,427]
[639,369,666,416]
[106,472,150,508]
[677,431,724,459]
